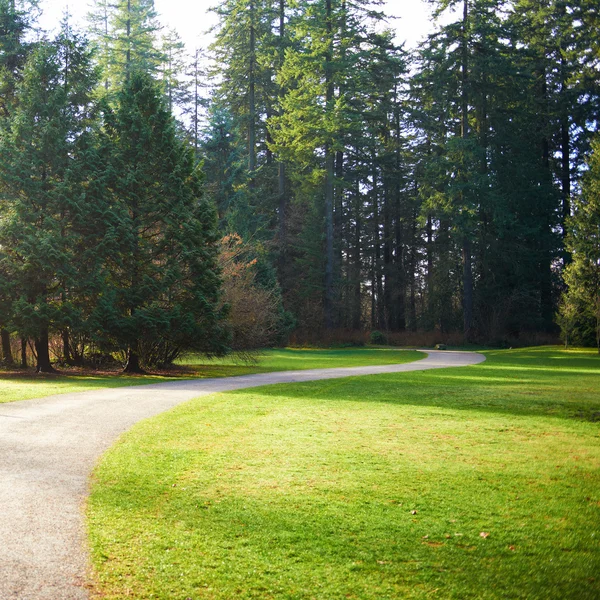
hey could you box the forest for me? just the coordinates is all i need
[0,0,598,373]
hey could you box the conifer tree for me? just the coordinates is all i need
[0,25,98,372]
[271,0,396,330]
[0,0,39,364]
[100,70,227,371]
[87,0,162,96]
[158,27,189,114]
[558,137,600,351]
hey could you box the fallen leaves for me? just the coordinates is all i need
[480,532,490,539]
[423,541,444,548]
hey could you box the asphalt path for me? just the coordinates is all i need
[0,349,485,599]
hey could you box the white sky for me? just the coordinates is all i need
[37,0,439,51]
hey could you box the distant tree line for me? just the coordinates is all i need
[204,0,599,347]
[0,0,599,372]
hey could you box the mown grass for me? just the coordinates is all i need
[0,348,422,403]
[88,346,600,599]
[178,347,427,370]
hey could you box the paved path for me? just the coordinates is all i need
[0,350,485,599]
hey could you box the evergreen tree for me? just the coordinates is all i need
[87,0,162,96]
[0,26,98,372]
[271,0,395,330]
[200,104,249,229]
[0,0,39,364]
[558,137,600,351]
[100,70,227,371]
[158,27,189,114]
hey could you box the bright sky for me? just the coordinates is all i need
[37,0,439,51]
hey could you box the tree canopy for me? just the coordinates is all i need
[1,0,599,370]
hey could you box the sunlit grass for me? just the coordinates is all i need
[0,374,177,404]
[178,347,426,371]
[0,348,423,403]
[88,347,600,599]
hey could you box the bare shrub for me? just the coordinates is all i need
[219,234,282,352]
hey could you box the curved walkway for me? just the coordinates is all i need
[0,349,485,599]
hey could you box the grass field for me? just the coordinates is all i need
[87,347,600,599]
[0,348,422,403]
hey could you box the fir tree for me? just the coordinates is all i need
[100,70,227,371]
[558,137,600,351]
[0,26,98,372]
[88,0,162,96]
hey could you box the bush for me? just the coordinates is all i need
[369,330,388,345]
[219,234,284,352]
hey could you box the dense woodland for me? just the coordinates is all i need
[0,0,598,372]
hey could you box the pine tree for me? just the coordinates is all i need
[88,0,162,96]
[100,70,227,371]
[0,25,98,372]
[271,0,395,330]
[0,0,39,365]
[558,137,600,351]
[200,105,249,229]
[158,28,189,114]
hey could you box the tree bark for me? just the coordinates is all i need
[277,0,286,244]
[1,328,13,365]
[123,348,145,374]
[35,328,56,373]
[460,0,474,341]
[463,239,474,341]
[352,181,362,330]
[248,0,257,182]
[426,214,434,329]
[323,0,335,329]
[20,337,27,369]
[62,329,72,365]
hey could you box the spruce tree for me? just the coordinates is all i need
[558,137,600,351]
[87,0,162,96]
[0,27,98,372]
[101,70,227,371]
[158,27,189,114]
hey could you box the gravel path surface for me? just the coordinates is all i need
[0,349,485,599]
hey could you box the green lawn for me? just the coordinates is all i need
[87,347,600,599]
[0,348,422,403]
[178,347,426,371]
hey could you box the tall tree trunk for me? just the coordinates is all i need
[352,180,362,330]
[560,53,571,265]
[277,0,286,244]
[393,203,406,332]
[248,0,257,183]
[325,149,335,329]
[462,238,474,340]
[426,214,434,330]
[1,328,14,365]
[408,208,418,331]
[461,0,474,340]
[439,220,452,334]
[21,337,27,369]
[323,0,335,329]
[539,66,554,330]
[393,85,406,331]
[124,347,144,373]
[278,162,286,239]
[62,329,72,365]
[35,328,55,373]
[372,161,384,329]
[382,186,392,332]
